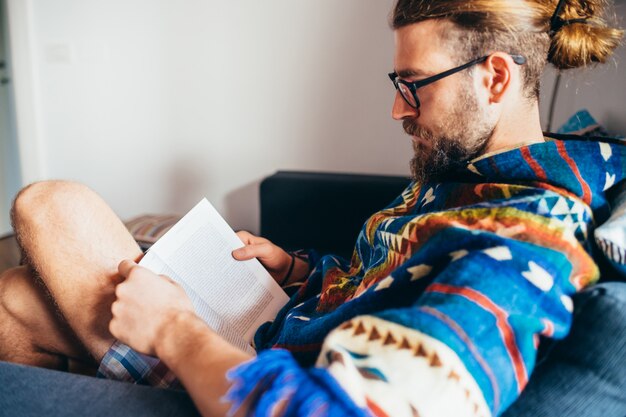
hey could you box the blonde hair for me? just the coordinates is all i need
[391,0,624,99]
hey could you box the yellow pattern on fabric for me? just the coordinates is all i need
[316,181,599,313]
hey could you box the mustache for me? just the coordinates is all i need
[402,119,432,140]
[402,119,418,136]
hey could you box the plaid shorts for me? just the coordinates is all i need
[96,341,182,389]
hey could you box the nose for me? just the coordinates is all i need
[391,91,418,120]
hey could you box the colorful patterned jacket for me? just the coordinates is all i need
[226,136,626,417]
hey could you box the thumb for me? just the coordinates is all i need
[232,246,251,260]
[118,259,138,279]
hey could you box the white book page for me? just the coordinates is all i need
[139,199,289,355]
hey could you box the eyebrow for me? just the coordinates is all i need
[395,68,431,78]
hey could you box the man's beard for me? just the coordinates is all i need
[404,79,496,184]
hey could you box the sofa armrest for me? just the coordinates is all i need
[260,171,410,259]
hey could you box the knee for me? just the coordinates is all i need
[11,180,95,232]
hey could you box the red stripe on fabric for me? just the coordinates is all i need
[427,283,528,392]
[420,306,500,414]
[541,319,554,337]
[556,141,592,205]
[272,342,322,353]
[366,397,391,417]
[521,147,547,181]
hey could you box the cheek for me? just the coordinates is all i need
[423,82,457,113]
[417,88,454,129]
[412,87,438,117]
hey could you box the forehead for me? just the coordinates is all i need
[393,20,456,76]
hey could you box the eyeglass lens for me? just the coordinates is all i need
[397,83,418,108]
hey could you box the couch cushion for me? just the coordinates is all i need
[124,214,180,251]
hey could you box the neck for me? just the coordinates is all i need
[485,100,545,154]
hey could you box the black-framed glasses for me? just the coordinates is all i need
[389,54,526,109]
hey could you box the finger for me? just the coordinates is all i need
[251,242,275,259]
[235,230,254,244]
[118,259,138,278]
[109,318,121,340]
[237,230,269,245]
[234,242,275,261]
[233,244,265,260]
[115,281,128,299]
[110,299,121,317]
[232,246,252,260]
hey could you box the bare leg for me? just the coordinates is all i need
[9,181,143,363]
[0,266,92,370]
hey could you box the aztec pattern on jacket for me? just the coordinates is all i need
[226,136,626,417]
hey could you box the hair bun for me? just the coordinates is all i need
[548,0,623,69]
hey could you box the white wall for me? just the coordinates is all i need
[0,0,21,236]
[27,0,407,233]
[17,0,626,235]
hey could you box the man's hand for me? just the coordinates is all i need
[232,231,294,281]
[109,260,195,356]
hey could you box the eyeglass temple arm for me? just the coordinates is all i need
[411,56,488,88]
[389,54,526,85]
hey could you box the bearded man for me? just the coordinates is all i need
[1,0,625,416]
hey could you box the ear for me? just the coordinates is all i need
[480,52,515,104]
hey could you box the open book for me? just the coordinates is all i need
[139,199,290,355]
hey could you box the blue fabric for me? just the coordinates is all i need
[557,109,597,133]
[225,350,370,417]
[557,109,609,136]
[231,282,626,417]
[241,137,626,416]
[0,282,624,416]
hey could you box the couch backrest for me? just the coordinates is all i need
[260,171,410,259]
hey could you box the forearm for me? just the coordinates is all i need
[155,311,253,417]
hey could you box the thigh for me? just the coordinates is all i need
[0,266,91,367]
[502,282,626,417]
[11,181,143,361]
[0,361,200,417]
